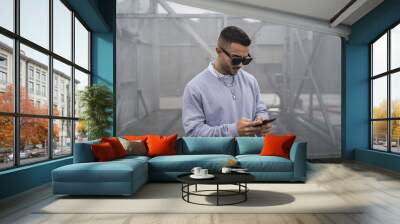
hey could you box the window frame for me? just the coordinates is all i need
[370,20,400,154]
[0,0,92,171]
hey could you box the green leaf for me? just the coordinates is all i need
[79,84,113,140]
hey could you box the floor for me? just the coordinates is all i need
[1,162,400,224]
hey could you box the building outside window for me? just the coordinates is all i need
[0,54,7,89]
[0,54,6,67]
[370,23,400,154]
[35,70,40,81]
[41,73,46,83]
[54,89,58,103]
[28,68,34,80]
[0,71,6,83]
[0,0,91,170]
[28,81,34,94]
[42,85,46,97]
[0,71,7,91]
[35,83,40,95]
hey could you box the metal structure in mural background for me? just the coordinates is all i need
[116,0,341,158]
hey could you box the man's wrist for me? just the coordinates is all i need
[255,114,269,121]
[226,123,238,137]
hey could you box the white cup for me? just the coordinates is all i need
[200,169,208,176]
[221,167,232,174]
[191,167,202,176]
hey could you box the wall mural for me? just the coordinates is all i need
[116,0,342,158]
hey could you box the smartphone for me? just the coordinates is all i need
[254,118,276,127]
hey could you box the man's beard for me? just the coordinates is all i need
[222,62,239,76]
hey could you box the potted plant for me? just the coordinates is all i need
[79,84,113,140]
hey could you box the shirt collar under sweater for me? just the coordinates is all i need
[208,62,236,81]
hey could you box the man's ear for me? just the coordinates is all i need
[215,47,222,54]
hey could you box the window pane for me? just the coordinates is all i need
[53,119,72,158]
[391,72,400,118]
[75,120,88,143]
[20,44,49,115]
[0,35,14,112]
[20,0,49,49]
[392,120,400,153]
[74,69,89,118]
[53,59,72,117]
[75,18,89,70]
[0,0,14,31]
[372,121,388,151]
[20,117,49,165]
[372,76,387,119]
[53,0,72,60]
[372,33,387,76]
[392,24,400,70]
[0,116,13,170]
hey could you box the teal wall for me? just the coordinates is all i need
[91,0,116,135]
[92,33,114,88]
[355,148,400,172]
[0,0,116,200]
[0,158,72,199]
[344,44,369,159]
[344,0,400,171]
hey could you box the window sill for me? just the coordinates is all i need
[0,156,72,176]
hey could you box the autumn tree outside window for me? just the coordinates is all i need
[370,22,400,153]
[0,0,91,170]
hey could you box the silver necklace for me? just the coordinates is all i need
[213,66,236,100]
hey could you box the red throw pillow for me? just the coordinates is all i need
[259,134,296,159]
[146,134,178,157]
[101,137,127,158]
[91,142,117,161]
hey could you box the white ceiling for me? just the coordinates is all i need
[223,0,384,26]
[225,0,352,22]
[170,0,384,37]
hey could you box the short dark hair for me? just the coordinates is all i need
[218,26,251,48]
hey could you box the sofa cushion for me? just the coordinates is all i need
[235,137,263,155]
[148,154,235,172]
[124,135,148,142]
[147,134,178,157]
[236,155,293,172]
[91,142,118,161]
[115,155,150,163]
[73,139,100,163]
[180,137,235,155]
[101,137,127,158]
[260,135,296,159]
[118,138,147,156]
[53,159,147,183]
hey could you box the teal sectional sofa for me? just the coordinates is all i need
[52,137,307,196]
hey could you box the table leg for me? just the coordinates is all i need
[245,183,247,201]
[217,184,219,206]
[181,184,183,199]
[187,184,190,202]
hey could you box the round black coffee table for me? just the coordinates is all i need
[177,173,255,206]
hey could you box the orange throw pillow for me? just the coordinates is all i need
[146,134,178,157]
[101,137,127,158]
[259,134,296,159]
[91,142,117,161]
[124,135,148,141]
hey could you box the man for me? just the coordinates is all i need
[182,26,271,137]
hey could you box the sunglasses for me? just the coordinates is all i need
[220,47,253,66]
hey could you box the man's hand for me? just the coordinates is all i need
[236,118,262,136]
[254,116,273,136]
